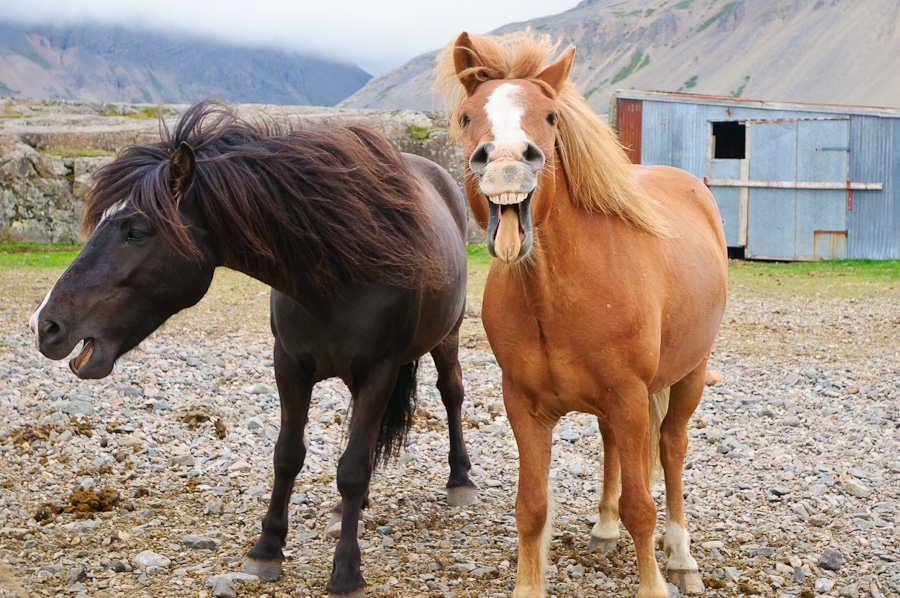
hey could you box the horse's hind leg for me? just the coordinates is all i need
[589,417,620,553]
[660,358,708,595]
[430,325,476,506]
[328,362,399,597]
[245,336,312,583]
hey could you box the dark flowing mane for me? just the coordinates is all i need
[83,99,446,294]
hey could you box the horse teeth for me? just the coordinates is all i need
[488,193,528,205]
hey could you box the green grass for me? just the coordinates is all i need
[0,243,81,268]
[408,124,445,142]
[728,259,900,299]
[11,48,52,70]
[611,50,648,85]
[99,105,159,119]
[0,81,19,96]
[697,2,736,32]
[39,148,115,158]
[730,75,751,98]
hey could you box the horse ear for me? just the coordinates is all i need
[536,46,576,93]
[170,141,196,202]
[453,32,485,96]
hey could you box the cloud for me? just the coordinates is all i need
[0,0,581,75]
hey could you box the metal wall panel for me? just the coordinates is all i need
[709,159,741,246]
[795,119,849,258]
[631,97,899,259]
[616,99,642,164]
[848,116,899,259]
[747,121,798,258]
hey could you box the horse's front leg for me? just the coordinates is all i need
[430,326,476,506]
[245,337,312,582]
[327,362,399,598]
[505,379,556,598]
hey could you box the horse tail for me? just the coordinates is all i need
[648,387,671,483]
[375,360,419,466]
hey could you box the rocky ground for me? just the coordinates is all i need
[0,265,898,598]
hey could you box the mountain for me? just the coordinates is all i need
[340,0,900,112]
[0,22,371,106]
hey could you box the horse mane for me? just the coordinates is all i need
[435,31,669,236]
[83,99,447,294]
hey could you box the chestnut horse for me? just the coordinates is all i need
[437,32,727,598]
[30,100,475,597]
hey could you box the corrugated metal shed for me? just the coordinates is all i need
[611,90,898,260]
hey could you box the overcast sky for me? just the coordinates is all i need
[0,0,583,76]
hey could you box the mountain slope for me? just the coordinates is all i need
[0,22,371,106]
[340,0,900,111]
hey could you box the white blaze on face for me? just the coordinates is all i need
[29,199,130,343]
[485,82,527,147]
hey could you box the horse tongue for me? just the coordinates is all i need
[494,207,522,264]
[70,338,95,374]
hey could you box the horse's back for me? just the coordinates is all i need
[402,152,467,240]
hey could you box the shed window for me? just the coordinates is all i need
[712,121,745,159]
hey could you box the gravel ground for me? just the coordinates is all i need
[0,266,898,598]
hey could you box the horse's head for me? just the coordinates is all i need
[450,32,575,264]
[30,141,217,379]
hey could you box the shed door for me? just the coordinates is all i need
[746,118,849,259]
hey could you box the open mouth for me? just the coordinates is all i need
[486,191,533,264]
[69,338,95,375]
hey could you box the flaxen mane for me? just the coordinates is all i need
[83,100,446,294]
[435,31,669,236]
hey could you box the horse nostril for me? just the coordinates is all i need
[39,319,61,342]
[469,142,494,174]
[522,142,545,170]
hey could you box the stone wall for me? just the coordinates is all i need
[0,101,476,244]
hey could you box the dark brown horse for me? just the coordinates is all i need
[437,32,727,598]
[30,99,475,597]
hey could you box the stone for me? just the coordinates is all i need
[182,535,219,550]
[819,547,843,571]
[839,582,860,598]
[782,415,802,427]
[133,550,171,569]
[844,481,871,498]
[211,577,237,598]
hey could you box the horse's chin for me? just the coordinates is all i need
[69,338,115,379]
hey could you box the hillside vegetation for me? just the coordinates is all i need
[341,0,900,113]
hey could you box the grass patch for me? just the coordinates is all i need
[11,48,52,70]
[39,148,115,158]
[0,243,81,268]
[698,2,736,32]
[611,50,648,85]
[728,259,900,299]
[98,105,159,119]
[374,85,396,102]
[730,75,750,98]
[0,81,20,96]
[408,124,445,142]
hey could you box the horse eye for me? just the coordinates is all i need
[546,112,558,126]
[126,229,149,242]
[460,113,471,127]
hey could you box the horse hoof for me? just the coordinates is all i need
[668,568,705,594]
[328,589,366,598]
[445,486,477,507]
[587,535,618,554]
[326,516,365,540]
[244,558,283,583]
